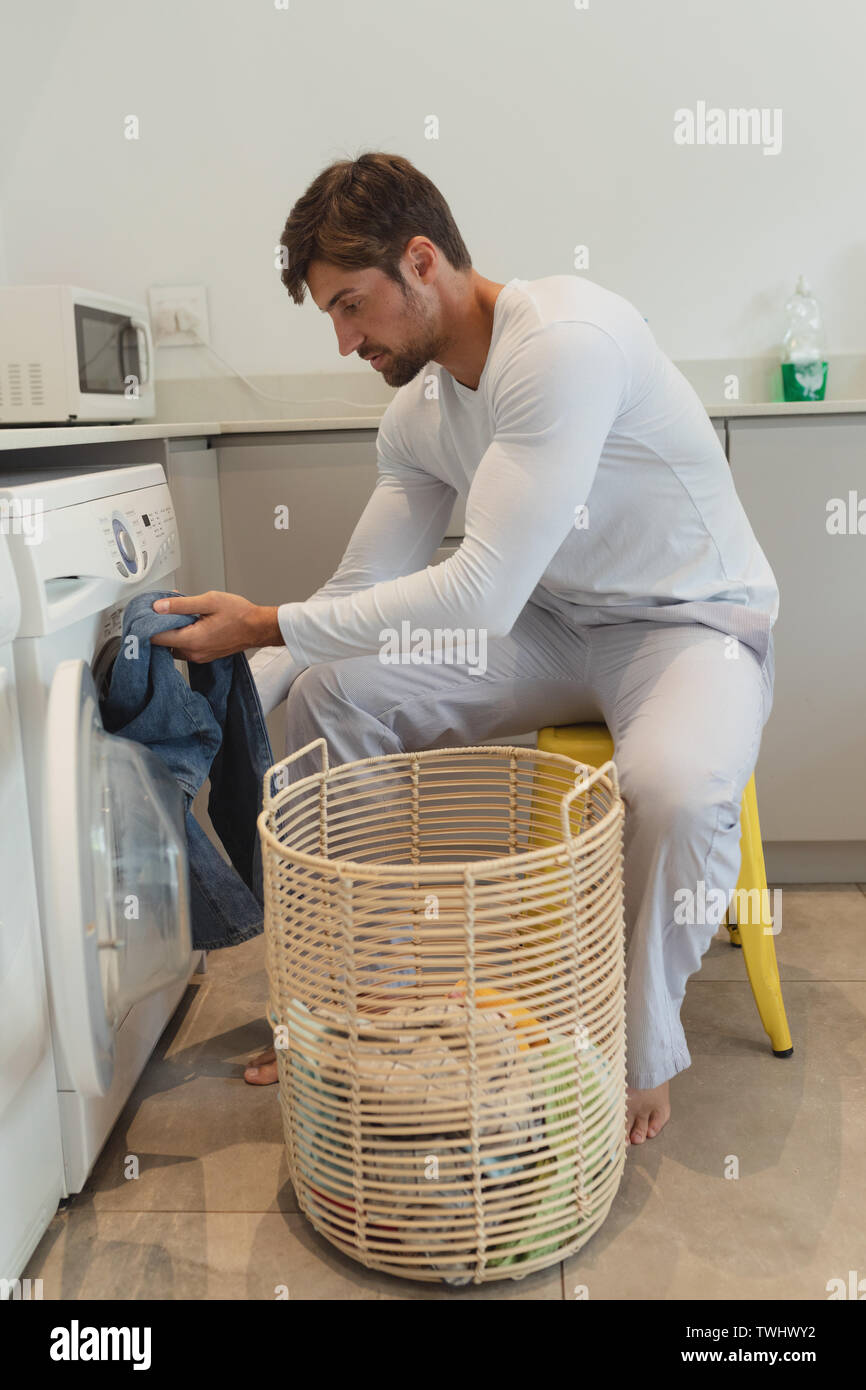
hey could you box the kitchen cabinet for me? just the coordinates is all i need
[163,438,225,598]
[728,415,866,860]
[216,430,381,763]
[215,431,536,749]
[216,431,380,604]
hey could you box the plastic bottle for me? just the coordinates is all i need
[781,275,828,400]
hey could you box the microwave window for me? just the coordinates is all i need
[74,305,140,394]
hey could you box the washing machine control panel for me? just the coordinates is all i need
[98,497,177,579]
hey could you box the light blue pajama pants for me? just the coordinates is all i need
[276,602,775,1091]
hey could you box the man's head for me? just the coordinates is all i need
[278,152,472,387]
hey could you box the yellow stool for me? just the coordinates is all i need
[536,723,793,1059]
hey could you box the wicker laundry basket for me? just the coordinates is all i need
[258,740,627,1285]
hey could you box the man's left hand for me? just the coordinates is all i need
[149,591,283,662]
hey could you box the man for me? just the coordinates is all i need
[151,151,778,1145]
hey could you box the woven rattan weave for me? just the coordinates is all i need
[258,740,627,1284]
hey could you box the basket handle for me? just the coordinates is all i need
[560,758,620,842]
[262,736,330,808]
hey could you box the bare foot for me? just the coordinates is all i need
[625,1080,671,1145]
[243,1046,278,1085]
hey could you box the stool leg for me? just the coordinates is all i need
[728,776,793,1057]
[725,919,743,947]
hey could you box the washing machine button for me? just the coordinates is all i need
[116,561,129,578]
[141,550,148,567]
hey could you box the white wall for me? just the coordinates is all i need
[1,0,863,378]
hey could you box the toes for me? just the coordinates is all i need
[625,1084,671,1143]
[244,1051,278,1085]
[244,1063,278,1086]
[629,1114,648,1145]
[646,1106,669,1138]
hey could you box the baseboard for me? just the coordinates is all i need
[764,841,866,884]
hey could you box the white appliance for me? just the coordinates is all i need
[0,527,65,1285]
[0,286,155,424]
[0,461,195,1196]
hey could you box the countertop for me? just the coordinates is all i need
[3,397,866,453]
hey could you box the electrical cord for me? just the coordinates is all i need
[181,330,390,410]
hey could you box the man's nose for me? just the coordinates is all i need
[335,323,365,357]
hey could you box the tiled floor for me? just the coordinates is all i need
[25,884,866,1299]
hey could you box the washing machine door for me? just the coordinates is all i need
[42,658,192,1097]
[0,663,51,1114]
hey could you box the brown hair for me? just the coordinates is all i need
[278,151,472,305]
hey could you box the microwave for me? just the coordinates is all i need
[0,285,155,424]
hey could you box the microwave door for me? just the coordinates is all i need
[74,303,137,396]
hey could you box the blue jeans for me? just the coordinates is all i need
[100,589,274,951]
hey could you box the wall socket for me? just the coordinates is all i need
[148,285,210,347]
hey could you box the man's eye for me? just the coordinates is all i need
[344,302,359,314]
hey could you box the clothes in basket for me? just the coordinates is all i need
[279,993,617,1283]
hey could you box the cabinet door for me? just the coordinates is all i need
[217,431,379,605]
[728,415,866,840]
[164,439,226,596]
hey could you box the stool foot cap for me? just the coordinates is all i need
[772,1046,794,1058]
[728,940,742,949]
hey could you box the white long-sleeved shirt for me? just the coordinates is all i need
[269,275,778,697]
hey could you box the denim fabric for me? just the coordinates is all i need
[99,589,274,951]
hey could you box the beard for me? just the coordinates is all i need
[372,281,450,388]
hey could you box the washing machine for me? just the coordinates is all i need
[0,524,65,1285]
[0,461,196,1196]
